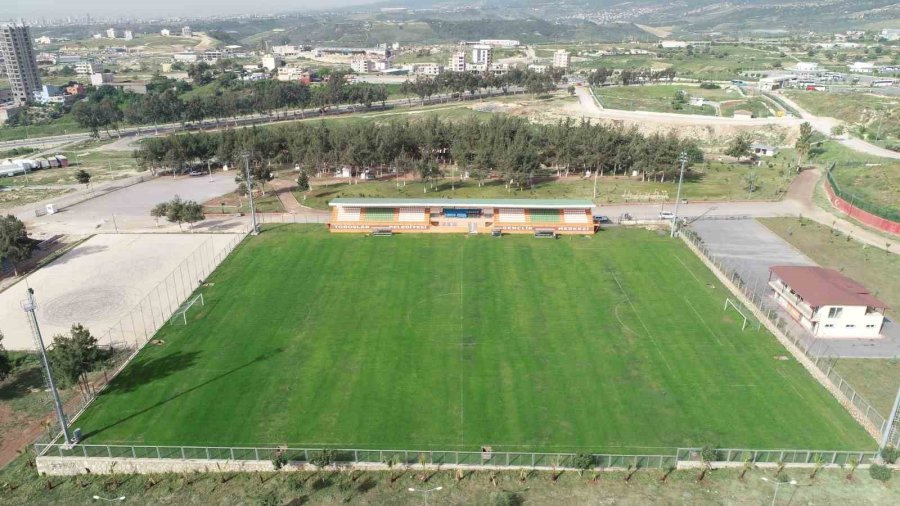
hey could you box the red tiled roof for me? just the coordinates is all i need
[770,266,888,309]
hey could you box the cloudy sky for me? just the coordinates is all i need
[5,0,383,20]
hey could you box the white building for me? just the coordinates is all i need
[271,45,298,56]
[769,266,888,338]
[527,64,548,74]
[34,36,51,45]
[123,30,133,41]
[849,61,875,73]
[449,52,466,72]
[160,29,171,37]
[660,40,687,48]
[74,61,95,76]
[477,39,519,47]
[471,44,492,66]
[277,66,309,82]
[758,75,794,91]
[106,28,117,39]
[173,52,199,63]
[410,63,443,76]
[351,58,374,74]
[262,54,282,71]
[751,143,778,157]
[89,72,114,86]
[882,28,900,41]
[794,62,819,72]
[182,26,192,38]
[552,49,571,70]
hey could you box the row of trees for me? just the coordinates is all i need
[72,67,563,138]
[587,67,677,86]
[137,116,703,188]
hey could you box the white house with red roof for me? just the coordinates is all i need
[768,266,888,338]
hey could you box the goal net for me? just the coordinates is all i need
[723,298,759,331]
[169,294,205,325]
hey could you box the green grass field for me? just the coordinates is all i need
[71,225,873,452]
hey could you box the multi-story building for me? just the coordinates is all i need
[182,26,192,38]
[0,23,43,106]
[449,52,466,72]
[262,54,282,71]
[350,58,374,74]
[552,49,571,70]
[471,44,492,66]
[106,28,116,39]
[123,30,134,41]
[160,29,170,37]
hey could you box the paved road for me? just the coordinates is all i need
[770,93,900,160]
[0,87,526,151]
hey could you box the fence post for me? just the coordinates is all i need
[181,447,185,459]
[255,448,259,461]
[206,448,210,460]
[157,447,161,459]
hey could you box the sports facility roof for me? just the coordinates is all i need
[770,266,888,309]
[329,198,595,209]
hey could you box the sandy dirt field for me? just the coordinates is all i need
[0,233,240,351]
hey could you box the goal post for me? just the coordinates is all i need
[170,293,205,325]
[723,297,754,331]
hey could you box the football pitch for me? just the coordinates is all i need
[72,225,873,452]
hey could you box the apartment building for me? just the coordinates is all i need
[552,49,571,70]
[0,23,43,106]
[471,44,492,66]
[449,52,466,72]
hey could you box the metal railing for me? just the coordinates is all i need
[826,163,900,223]
[32,227,253,447]
[681,227,896,447]
[34,443,879,469]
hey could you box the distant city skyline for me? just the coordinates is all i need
[3,0,382,21]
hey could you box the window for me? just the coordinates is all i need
[824,324,834,328]
[866,324,875,328]
[827,307,843,318]
[845,324,855,328]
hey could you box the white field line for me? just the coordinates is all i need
[683,297,724,347]
[609,270,675,375]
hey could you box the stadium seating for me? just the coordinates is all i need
[336,206,361,222]
[364,208,398,222]
[398,207,426,222]
[529,209,561,223]
[497,208,526,223]
[563,209,589,224]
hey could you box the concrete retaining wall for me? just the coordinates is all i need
[825,182,900,236]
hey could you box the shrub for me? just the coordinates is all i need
[869,464,891,482]
[881,446,899,464]
[272,453,287,470]
[700,446,718,463]
[574,453,594,470]
[309,449,335,469]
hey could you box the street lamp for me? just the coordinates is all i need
[242,152,259,235]
[671,150,688,237]
[92,495,126,502]
[408,486,443,506]
[760,476,797,506]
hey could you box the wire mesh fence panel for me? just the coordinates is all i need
[134,446,160,459]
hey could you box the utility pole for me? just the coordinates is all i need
[592,168,598,199]
[22,288,74,446]
[671,151,688,237]
[242,152,259,235]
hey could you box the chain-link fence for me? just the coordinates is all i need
[255,213,329,225]
[681,227,896,447]
[32,228,252,446]
[35,442,879,469]
[826,163,900,223]
[32,173,153,217]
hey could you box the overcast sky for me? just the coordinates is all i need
[5,0,382,20]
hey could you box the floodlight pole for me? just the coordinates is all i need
[242,152,259,235]
[22,289,73,446]
[671,151,688,238]
[879,386,900,455]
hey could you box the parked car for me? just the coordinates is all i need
[593,215,611,224]
[658,211,675,220]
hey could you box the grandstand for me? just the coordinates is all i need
[328,198,596,234]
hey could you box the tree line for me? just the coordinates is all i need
[587,67,677,86]
[71,67,561,138]
[136,116,703,188]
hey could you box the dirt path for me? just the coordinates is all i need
[270,180,304,213]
